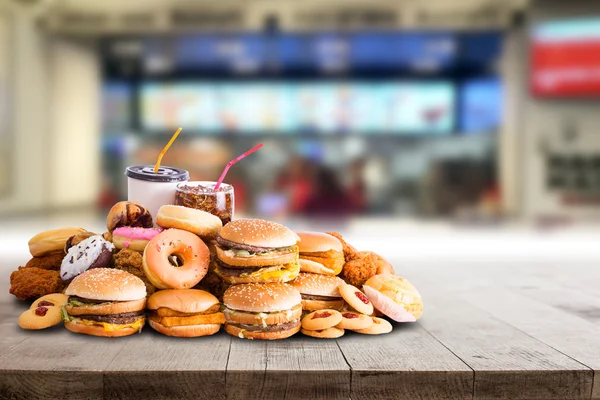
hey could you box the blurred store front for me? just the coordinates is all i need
[0,0,599,224]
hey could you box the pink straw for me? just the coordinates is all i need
[214,143,263,190]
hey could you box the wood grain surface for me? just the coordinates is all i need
[2,259,600,399]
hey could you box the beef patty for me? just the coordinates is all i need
[76,311,145,325]
[68,296,111,304]
[216,236,278,254]
[301,294,342,301]
[215,259,267,276]
[230,319,300,332]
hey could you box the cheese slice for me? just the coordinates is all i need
[71,317,145,332]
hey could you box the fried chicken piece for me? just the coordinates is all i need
[194,257,227,301]
[113,249,157,297]
[9,267,65,301]
[24,252,64,271]
[326,231,360,261]
[340,253,378,288]
[355,251,395,275]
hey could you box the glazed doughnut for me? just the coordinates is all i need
[143,228,210,289]
[156,205,222,240]
[60,236,115,281]
[113,227,163,252]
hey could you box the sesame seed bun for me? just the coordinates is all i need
[289,273,344,298]
[220,219,299,248]
[223,283,301,313]
[224,323,300,340]
[296,231,343,253]
[64,268,146,301]
[146,289,219,314]
[64,319,144,337]
[148,320,221,338]
[223,304,302,326]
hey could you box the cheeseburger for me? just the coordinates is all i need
[147,289,225,337]
[296,231,344,275]
[215,219,300,284]
[289,273,345,311]
[63,268,146,337]
[223,283,302,340]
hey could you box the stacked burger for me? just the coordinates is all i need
[290,232,392,338]
[215,219,303,340]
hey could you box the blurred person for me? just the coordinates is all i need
[274,156,315,214]
[304,166,352,216]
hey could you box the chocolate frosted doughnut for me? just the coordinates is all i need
[60,236,115,281]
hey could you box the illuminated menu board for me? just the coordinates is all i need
[140,82,455,134]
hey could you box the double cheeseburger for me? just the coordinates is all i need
[147,289,225,337]
[215,219,300,284]
[296,231,344,276]
[223,283,302,340]
[63,268,146,337]
[289,273,345,311]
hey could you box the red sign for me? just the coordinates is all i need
[531,20,600,97]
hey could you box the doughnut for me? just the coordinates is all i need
[143,229,210,289]
[18,306,62,330]
[106,201,153,232]
[353,317,393,335]
[60,236,115,281]
[335,311,373,330]
[301,309,343,331]
[113,227,164,252]
[65,231,97,253]
[339,284,374,316]
[301,327,344,339]
[28,228,86,257]
[156,205,222,240]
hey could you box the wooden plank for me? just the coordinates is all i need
[416,281,593,400]
[226,334,350,400]
[337,323,473,400]
[0,331,128,400]
[463,286,600,400]
[104,329,230,400]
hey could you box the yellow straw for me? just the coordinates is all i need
[154,127,182,173]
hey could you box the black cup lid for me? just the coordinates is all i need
[125,165,189,183]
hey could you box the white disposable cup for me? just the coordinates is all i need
[125,165,189,224]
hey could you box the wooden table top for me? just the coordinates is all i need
[2,255,600,400]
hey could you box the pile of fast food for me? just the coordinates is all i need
[9,163,423,340]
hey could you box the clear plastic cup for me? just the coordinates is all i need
[174,181,234,225]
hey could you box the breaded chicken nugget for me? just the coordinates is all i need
[9,267,65,301]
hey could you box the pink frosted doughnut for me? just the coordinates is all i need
[112,227,164,252]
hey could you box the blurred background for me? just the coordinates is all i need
[0,0,600,246]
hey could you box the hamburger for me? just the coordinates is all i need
[296,231,344,275]
[214,219,300,284]
[147,289,225,337]
[62,268,146,337]
[289,273,345,311]
[223,283,302,340]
